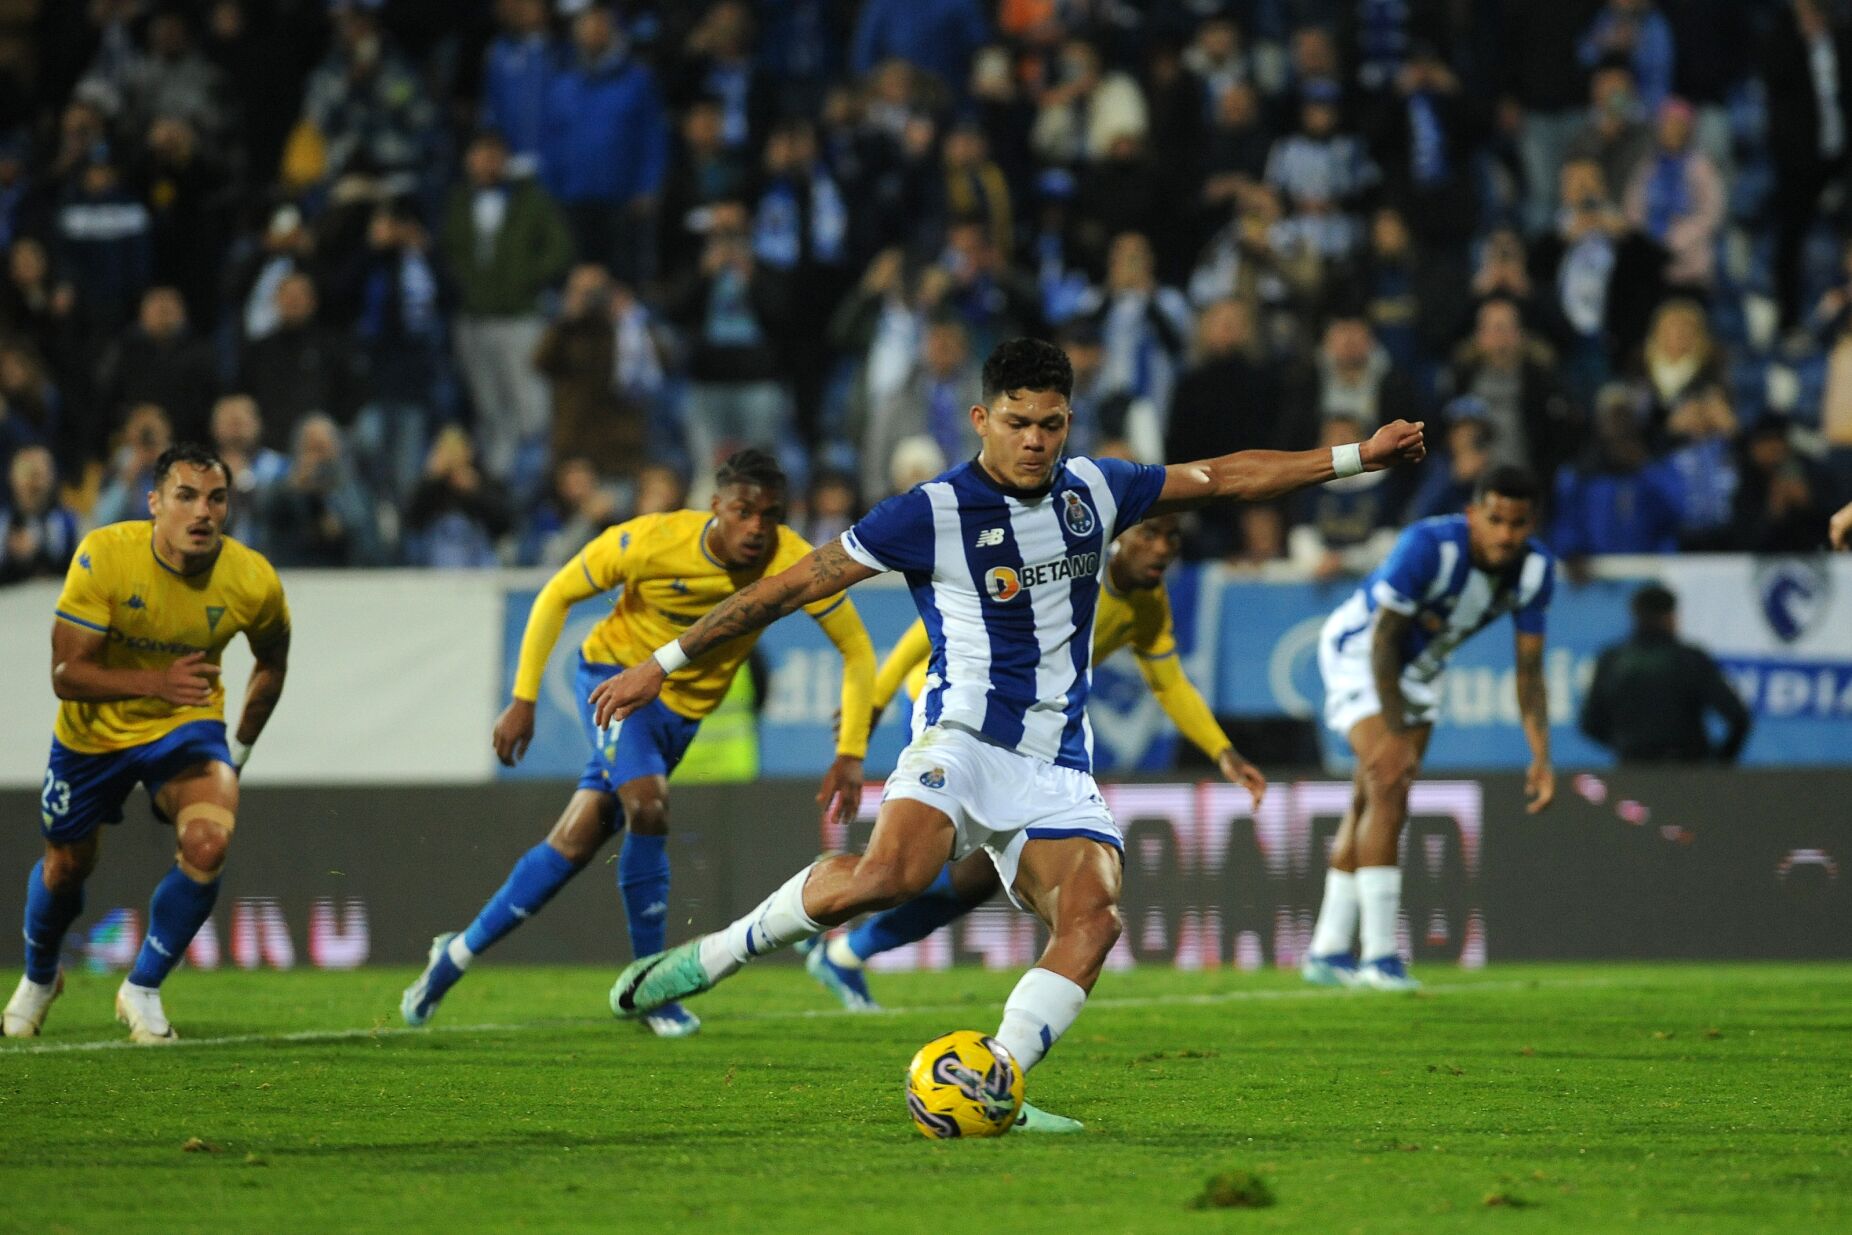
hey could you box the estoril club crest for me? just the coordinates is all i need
[1757,558,1831,643]
[1062,490,1097,536]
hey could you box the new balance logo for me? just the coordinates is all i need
[974,527,1005,548]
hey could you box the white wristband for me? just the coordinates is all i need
[1332,442,1365,479]
[230,739,254,770]
[652,640,689,675]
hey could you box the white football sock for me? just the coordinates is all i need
[1308,868,1359,957]
[700,863,822,981]
[994,968,1087,1073]
[445,934,475,971]
[1356,865,1402,963]
[825,935,864,969]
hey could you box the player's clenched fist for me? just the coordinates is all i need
[155,652,220,708]
[1362,419,1426,470]
[590,660,665,727]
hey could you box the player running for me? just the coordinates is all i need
[4,444,290,1043]
[593,338,1423,1128]
[1302,466,1556,993]
[802,512,1267,1011]
[400,450,875,1037]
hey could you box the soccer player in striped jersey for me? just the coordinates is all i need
[5,444,290,1043]
[399,450,875,1037]
[801,512,1267,1011]
[1303,466,1557,993]
[596,338,1424,1128]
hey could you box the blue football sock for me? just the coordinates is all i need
[618,832,671,959]
[845,864,971,961]
[462,843,580,955]
[127,864,220,988]
[23,859,85,985]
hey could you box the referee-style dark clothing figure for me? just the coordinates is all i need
[1580,584,1752,763]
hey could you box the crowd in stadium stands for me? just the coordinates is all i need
[2,0,1852,583]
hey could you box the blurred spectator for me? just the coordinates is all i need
[232,203,317,345]
[1580,583,1751,763]
[0,238,77,374]
[533,263,656,479]
[0,445,78,585]
[1732,415,1832,552]
[346,199,449,503]
[1031,38,1149,167]
[91,403,173,527]
[1763,0,1852,329]
[1623,98,1723,295]
[95,286,217,441]
[1578,1,1676,117]
[1056,317,1127,460]
[1550,384,1684,556]
[633,461,686,516]
[1659,382,1740,550]
[861,314,980,502]
[525,455,620,567]
[1447,297,1581,481]
[404,426,514,568]
[936,120,1013,260]
[1078,232,1192,453]
[1626,298,1726,441]
[1530,158,1667,403]
[1355,206,1426,377]
[210,393,288,514]
[0,342,59,470]
[1662,0,1752,180]
[257,413,380,567]
[851,0,988,94]
[442,128,573,482]
[665,202,794,482]
[237,272,363,449]
[1187,185,1324,330]
[203,0,323,184]
[675,2,775,156]
[139,115,231,326]
[541,4,670,284]
[887,434,947,495]
[1196,82,1271,224]
[1565,60,1654,206]
[1406,398,1495,521]
[479,0,559,174]
[1369,40,1482,259]
[933,215,1043,358]
[293,2,437,187]
[1282,311,1421,452]
[1287,413,1402,581]
[1183,16,1254,105]
[1503,0,1605,233]
[1265,79,1379,261]
[91,7,229,141]
[753,117,848,277]
[1468,226,1538,330]
[659,97,752,275]
[797,470,859,546]
[1165,298,1282,561]
[54,140,151,345]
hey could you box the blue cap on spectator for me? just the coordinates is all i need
[1037,168,1077,201]
[1301,78,1343,105]
[1444,395,1490,423]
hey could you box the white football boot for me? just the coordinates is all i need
[115,980,179,1044]
[3,972,64,1037]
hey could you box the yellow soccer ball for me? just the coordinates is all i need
[904,1030,1025,1139]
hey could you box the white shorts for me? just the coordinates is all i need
[1317,607,1439,738]
[881,725,1122,908]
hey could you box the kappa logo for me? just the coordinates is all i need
[1061,490,1096,536]
[974,527,1005,548]
[78,553,92,572]
[125,594,146,610]
[919,766,947,789]
[669,578,689,595]
[985,566,1022,602]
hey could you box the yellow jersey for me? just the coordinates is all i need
[512,509,877,756]
[873,575,1232,762]
[53,522,290,754]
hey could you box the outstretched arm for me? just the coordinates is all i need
[1149,419,1425,514]
[591,540,877,727]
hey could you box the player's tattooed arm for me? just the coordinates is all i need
[590,541,878,727]
[1514,631,1555,814]
[236,630,289,748]
[1152,420,1426,512]
[1370,609,1414,736]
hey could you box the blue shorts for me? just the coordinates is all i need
[40,720,233,844]
[574,657,703,794]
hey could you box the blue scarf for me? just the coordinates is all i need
[1642,153,1690,244]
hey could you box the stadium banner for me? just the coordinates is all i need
[3,769,1844,972]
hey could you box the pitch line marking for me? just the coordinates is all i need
[0,975,1630,1056]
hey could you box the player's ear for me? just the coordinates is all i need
[969,403,988,434]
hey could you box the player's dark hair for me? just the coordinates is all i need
[714,447,786,492]
[981,337,1072,403]
[152,442,231,490]
[1631,583,1677,623]
[1473,464,1539,507]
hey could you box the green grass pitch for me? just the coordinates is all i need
[4,963,1849,1233]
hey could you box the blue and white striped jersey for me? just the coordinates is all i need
[841,455,1168,772]
[1328,515,1555,683]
